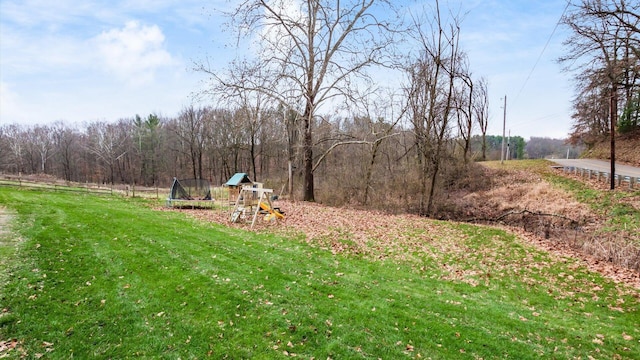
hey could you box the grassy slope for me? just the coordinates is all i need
[0,189,638,359]
[483,159,640,242]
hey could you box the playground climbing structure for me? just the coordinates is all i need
[230,186,284,228]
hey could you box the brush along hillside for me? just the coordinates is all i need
[439,159,638,275]
[581,130,640,166]
[0,187,638,359]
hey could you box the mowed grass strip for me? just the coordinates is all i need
[0,189,638,359]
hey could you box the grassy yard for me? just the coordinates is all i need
[0,188,638,359]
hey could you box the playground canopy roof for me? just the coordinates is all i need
[225,173,253,187]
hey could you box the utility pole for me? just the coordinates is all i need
[610,87,617,190]
[501,95,507,164]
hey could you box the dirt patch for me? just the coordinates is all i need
[0,207,14,243]
[0,208,21,359]
[0,207,19,286]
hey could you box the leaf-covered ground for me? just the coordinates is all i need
[172,199,640,290]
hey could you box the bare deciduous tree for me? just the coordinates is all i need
[3,124,25,174]
[85,121,129,184]
[455,64,474,163]
[561,0,640,189]
[30,125,55,174]
[406,1,464,215]
[474,77,490,160]
[51,121,79,182]
[200,0,400,201]
[173,106,210,180]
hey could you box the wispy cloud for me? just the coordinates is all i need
[0,0,102,27]
[94,21,178,85]
[1,29,92,76]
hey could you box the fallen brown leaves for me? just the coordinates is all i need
[505,226,640,289]
[0,339,18,353]
[582,131,640,167]
[454,166,594,222]
[0,337,29,359]
[450,163,640,285]
[166,196,640,290]
[179,201,468,264]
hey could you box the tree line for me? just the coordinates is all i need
[0,96,484,214]
[0,1,496,216]
[4,1,631,213]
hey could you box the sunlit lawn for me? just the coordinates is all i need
[0,188,638,359]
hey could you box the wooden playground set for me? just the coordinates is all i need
[166,173,285,228]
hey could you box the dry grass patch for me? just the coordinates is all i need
[0,207,13,238]
[461,161,640,278]
[463,181,593,221]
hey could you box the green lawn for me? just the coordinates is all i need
[0,188,638,359]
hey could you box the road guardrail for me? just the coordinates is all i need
[552,165,639,189]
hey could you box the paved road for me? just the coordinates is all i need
[548,159,640,178]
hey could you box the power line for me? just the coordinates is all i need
[513,1,571,104]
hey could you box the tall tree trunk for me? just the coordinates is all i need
[191,148,197,180]
[288,160,294,199]
[418,151,427,215]
[250,137,257,181]
[363,143,378,205]
[198,151,203,179]
[426,160,440,216]
[303,113,314,201]
[481,133,487,161]
[464,83,473,162]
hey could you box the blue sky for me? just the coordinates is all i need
[0,0,573,139]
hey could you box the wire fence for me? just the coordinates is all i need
[0,174,166,199]
[0,173,237,217]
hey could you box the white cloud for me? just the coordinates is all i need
[94,21,177,86]
[0,0,218,125]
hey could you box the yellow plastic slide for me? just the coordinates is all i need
[259,202,285,219]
